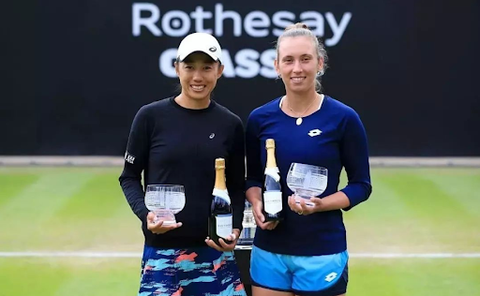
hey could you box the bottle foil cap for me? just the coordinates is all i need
[266,139,275,149]
[215,158,225,169]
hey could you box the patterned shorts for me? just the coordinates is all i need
[139,245,247,296]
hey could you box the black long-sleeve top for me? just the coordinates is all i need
[119,97,245,248]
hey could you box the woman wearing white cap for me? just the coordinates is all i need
[120,33,247,296]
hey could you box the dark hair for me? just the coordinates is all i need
[276,23,328,92]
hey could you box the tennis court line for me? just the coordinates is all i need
[1,251,480,258]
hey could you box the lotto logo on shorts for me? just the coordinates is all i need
[325,272,338,282]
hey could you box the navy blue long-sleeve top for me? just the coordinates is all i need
[246,95,372,256]
[119,97,245,248]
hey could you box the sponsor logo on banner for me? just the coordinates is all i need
[131,3,352,78]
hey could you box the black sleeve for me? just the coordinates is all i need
[245,112,263,189]
[119,106,150,223]
[226,118,246,231]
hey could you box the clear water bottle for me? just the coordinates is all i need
[239,201,256,245]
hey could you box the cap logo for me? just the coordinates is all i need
[209,46,217,52]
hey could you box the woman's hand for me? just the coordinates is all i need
[287,195,323,215]
[146,212,183,234]
[205,229,241,251]
[251,199,279,230]
[246,187,279,230]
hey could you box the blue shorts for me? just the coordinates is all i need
[139,245,247,296]
[250,246,348,296]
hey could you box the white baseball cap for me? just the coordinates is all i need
[176,33,222,63]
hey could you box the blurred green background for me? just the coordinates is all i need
[0,166,479,295]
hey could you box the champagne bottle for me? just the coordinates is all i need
[208,158,233,245]
[262,139,284,221]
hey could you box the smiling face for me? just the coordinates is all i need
[275,36,323,95]
[175,52,224,103]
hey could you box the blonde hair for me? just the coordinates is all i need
[276,23,328,92]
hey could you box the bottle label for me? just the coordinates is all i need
[212,188,231,204]
[263,191,282,214]
[216,214,232,238]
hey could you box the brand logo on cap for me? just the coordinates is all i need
[209,46,217,52]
